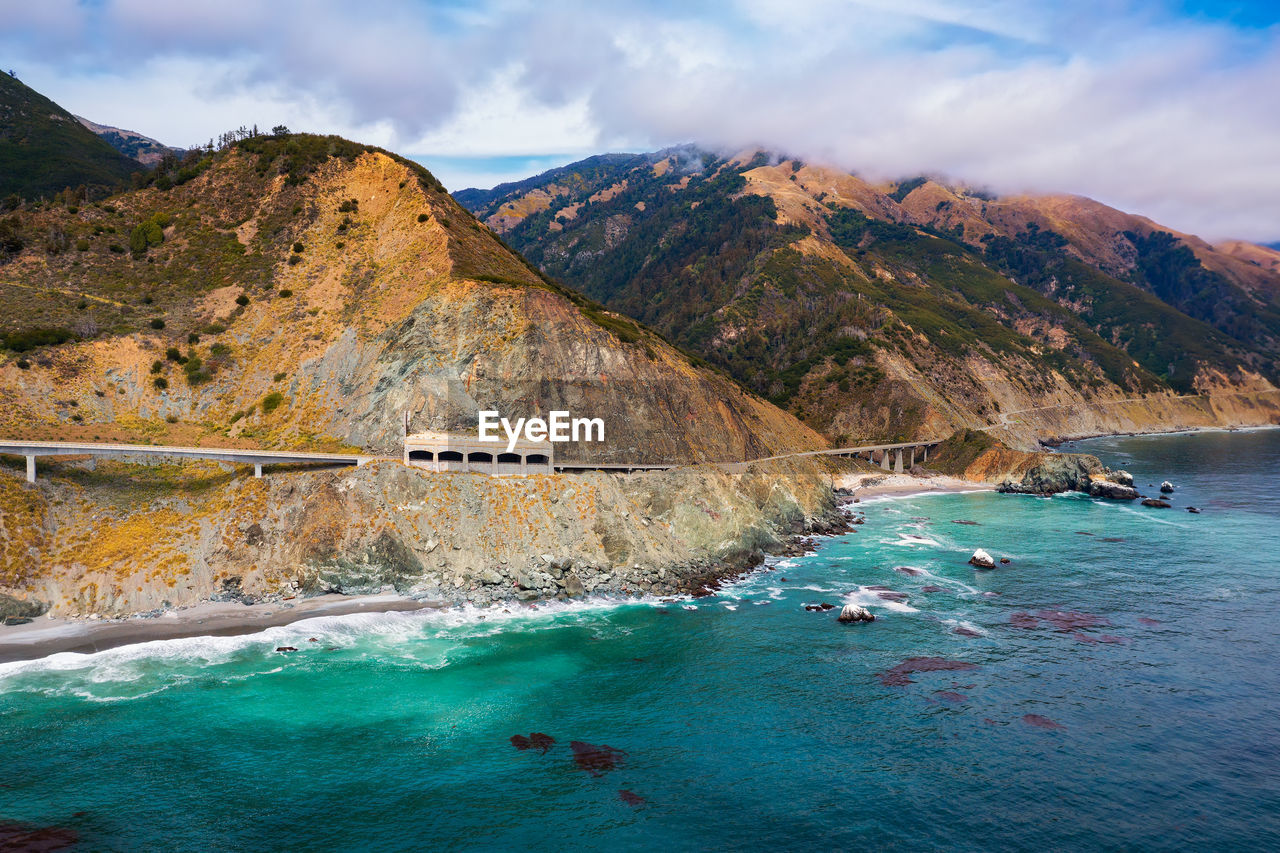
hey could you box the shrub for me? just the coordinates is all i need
[16,358,30,370]
[109,244,125,253]
[2,327,75,352]
[260,391,285,414]
[151,360,164,373]
[235,294,250,306]
[292,241,304,253]
[141,295,153,305]
[287,255,301,266]
[150,318,166,330]
[76,299,88,310]
[334,242,344,250]
[278,288,293,298]
[153,376,168,389]
[273,372,286,382]
[338,199,358,213]
[417,213,428,223]
[203,323,226,334]
[187,333,200,344]
[165,347,184,363]
[75,239,90,252]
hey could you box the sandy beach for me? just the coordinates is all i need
[835,470,995,500]
[0,593,440,665]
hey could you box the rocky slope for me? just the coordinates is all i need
[0,135,826,464]
[458,148,1280,448]
[0,454,842,618]
[0,133,843,619]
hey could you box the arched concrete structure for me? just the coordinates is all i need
[403,431,554,476]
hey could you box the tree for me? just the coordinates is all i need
[272,125,289,136]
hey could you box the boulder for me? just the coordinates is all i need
[1141,498,1171,508]
[997,454,1103,495]
[1187,506,1201,514]
[1088,479,1139,500]
[1107,469,1135,487]
[1160,481,1175,493]
[562,573,585,597]
[837,604,875,623]
[968,548,996,569]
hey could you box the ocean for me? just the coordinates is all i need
[2,429,1279,851]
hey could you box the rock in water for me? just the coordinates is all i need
[837,604,875,623]
[1107,469,1134,487]
[969,549,996,569]
[1088,479,1140,500]
[1141,498,1171,508]
[1187,506,1201,514]
[1160,481,1175,493]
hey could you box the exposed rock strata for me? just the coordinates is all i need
[0,456,842,617]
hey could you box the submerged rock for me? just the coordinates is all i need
[0,820,80,852]
[1141,498,1171,508]
[837,604,875,623]
[968,549,996,569]
[1187,506,1201,514]
[570,741,626,776]
[618,790,647,807]
[878,657,978,686]
[1022,713,1066,731]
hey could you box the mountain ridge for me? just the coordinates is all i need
[456,147,1280,447]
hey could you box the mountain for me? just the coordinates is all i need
[0,73,140,199]
[76,115,180,166]
[0,132,846,617]
[0,134,824,465]
[457,148,1280,446]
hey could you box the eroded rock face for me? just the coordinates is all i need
[1108,469,1135,487]
[0,456,842,617]
[996,453,1103,495]
[1088,479,1139,500]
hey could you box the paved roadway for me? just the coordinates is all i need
[1,438,942,482]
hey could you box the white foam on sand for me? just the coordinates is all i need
[0,595,672,690]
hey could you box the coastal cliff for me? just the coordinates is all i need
[0,455,842,618]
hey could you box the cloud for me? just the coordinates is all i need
[1,0,1278,239]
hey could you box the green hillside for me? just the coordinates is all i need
[456,149,1278,441]
[0,72,141,200]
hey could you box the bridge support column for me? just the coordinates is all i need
[923,446,929,462]
[909,447,916,468]
[26,455,36,484]
[254,463,263,478]
[880,451,891,471]
[894,449,904,473]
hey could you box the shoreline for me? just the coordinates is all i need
[1041,421,1279,448]
[836,471,995,500]
[0,593,441,665]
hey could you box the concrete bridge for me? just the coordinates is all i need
[1,437,942,483]
[0,440,380,483]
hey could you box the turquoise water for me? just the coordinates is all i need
[2,429,1279,851]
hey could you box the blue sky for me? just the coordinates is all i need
[1,0,1278,239]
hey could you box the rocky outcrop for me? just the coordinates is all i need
[1160,481,1175,493]
[968,549,996,569]
[1109,470,1134,487]
[1087,479,1140,500]
[838,604,875,623]
[996,452,1103,495]
[1141,498,1171,508]
[0,592,48,624]
[0,455,842,617]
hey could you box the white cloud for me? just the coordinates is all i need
[1,0,1278,239]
